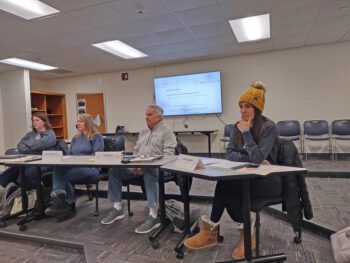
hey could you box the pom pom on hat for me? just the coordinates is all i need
[238,81,266,112]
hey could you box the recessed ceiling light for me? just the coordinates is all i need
[0,58,57,71]
[229,14,270,43]
[0,0,59,20]
[92,40,148,59]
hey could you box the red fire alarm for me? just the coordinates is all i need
[121,72,128,81]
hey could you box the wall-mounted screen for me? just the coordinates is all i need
[154,71,222,116]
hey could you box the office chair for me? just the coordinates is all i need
[251,138,313,256]
[303,120,331,160]
[331,119,350,161]
[220,124,234,154]
[276,120,303,155]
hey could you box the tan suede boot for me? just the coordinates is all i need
[231,228,256,259]
[184,215,220,250]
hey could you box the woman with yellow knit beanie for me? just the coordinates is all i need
[184,81,281,260]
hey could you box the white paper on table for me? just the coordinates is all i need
[207,160,250,170]
[95,151,122,164]
[175,154,205,171]
[42,151,63,163]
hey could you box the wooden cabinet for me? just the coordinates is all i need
[31,91,68,139]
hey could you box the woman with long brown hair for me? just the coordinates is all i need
[184,81,281,260]
[0,112,56,189]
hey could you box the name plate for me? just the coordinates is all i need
[95,151,122,164]
[42,151,63,163]
[175,154,205,171]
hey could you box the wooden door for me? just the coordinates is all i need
[76,93,106,133]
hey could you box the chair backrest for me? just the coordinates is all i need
[277,137,302,167]
[115,125,125,135]
[332,119,350,136]
[103,135,125,152]
[4,148,20,155]
[224,124,234,138]
[276,120,300,137]
[175,138,189,155]
[303,120,329,136]
[55,139,68,154]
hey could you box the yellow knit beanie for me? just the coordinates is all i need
[238,81,266,112]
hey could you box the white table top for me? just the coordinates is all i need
[0,155,177,168]
[161,158,307,181]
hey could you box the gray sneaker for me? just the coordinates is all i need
[101,208,126,225]
[135,215,161,234]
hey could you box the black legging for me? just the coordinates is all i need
[210,176,282,223]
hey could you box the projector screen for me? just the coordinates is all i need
[154,71,222,116]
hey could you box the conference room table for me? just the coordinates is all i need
[0,155,177,236]
[160,158,307,262]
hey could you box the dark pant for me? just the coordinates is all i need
[0,166,51,190]
[210,176,282,223]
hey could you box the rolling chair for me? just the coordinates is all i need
[331,119,350,161]
[220,124,234,154]
[303,120,331,160]
[276,120,303,155]
[250,138,313,257]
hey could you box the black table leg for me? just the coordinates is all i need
[149,169,170,248]
[242,179,252,261]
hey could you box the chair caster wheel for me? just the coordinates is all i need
[93,211,98,217]
[128,212,133,217]
[176,252,184,259]
[19,225,27,231]
[151,240,160,249]
[0,221,7,228]
[218,235,224,242]
[294,236,302,244]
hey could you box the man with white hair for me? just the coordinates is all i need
[101,104,177,234]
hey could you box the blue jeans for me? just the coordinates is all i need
[52,167,100,204]
[108,167,159,209]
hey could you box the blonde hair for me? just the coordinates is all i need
[75,114,98,139]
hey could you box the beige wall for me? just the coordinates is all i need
[31,41,350,153]
[0,69,32,151]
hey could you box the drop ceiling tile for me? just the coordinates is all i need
[217,0,272,20]
[199,34,236,48]
[318,0,350,18]
[270,0,323,12]
[272,4,320,24]
[68,3,126,27]
[108,0,169,20]
[41,0,103,12]
[33,13,91,34]
[175,4,226,27]
[142,40,204,55]
[64,28,117,45]
[273,20,314,37]
[119,34,161,48]
[160,0,215,12]
[272,33,308,49]
[154,29,195,44]
[190,21,232,38]
[0,21,57,40]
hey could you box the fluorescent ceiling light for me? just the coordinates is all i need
[0,58,57,71]
[0,0,59,20]
[92,40,148,59]
[229,14,270,43]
